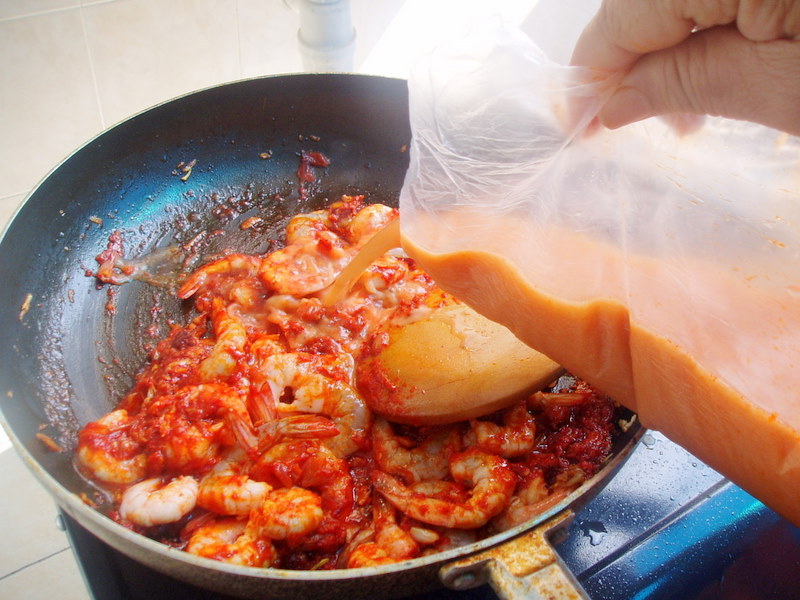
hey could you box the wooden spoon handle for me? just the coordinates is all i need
[319,218,401,306]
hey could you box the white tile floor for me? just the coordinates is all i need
[0,0,568,597]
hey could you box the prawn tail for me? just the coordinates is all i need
[273,414,340,440]
[177,272,206,300]
[225,411,260,459]
[248,386,278,425]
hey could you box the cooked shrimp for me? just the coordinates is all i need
[178,253,262,301]
[75,409,146,485]
[491,473,571,532]
[259,212,350,296]
[465,400,537,458]
[246,335,286,423]
[373,449,517,529]
[250,487,324,544]
[341,203,396,245]
[262,352,369,457]
[197,448,272,516]
[119,476,198,527]
[252,440,354,519]
[347,496,419,568]
[351,255,411,302]
[297,443,354,517]
[120,322,213,411]
[229,412,339,460]
[131,383,242,473]
[284,209,329,245]
[251,439,318,486]
[259,199,397,297]
[185,516,277,568]
[372,419,462,484]
[197,298,248,383]
[420,528,479,555]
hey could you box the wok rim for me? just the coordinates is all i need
[1,405,643,583]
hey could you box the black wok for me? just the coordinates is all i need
[0,74,641,599]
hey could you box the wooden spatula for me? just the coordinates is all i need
[321,219,563,424]
[356,302,563,425]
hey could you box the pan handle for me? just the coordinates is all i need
[438,510,589,600]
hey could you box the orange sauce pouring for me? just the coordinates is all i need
[402,212,800,527]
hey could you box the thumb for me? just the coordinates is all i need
[598,26,800,135]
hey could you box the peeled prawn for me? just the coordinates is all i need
[252,440,355,519]
[373,448,517,529]
[297,443,354,517]
[197,448,272,516]
[188,487,324,563]
[197,298,248,383]
[347,496,419,568]
[249,487,324,544]
[229,412,339,460]
[131,383,243,473]
[119,476,198,527]
[75,409,146,485]
[246,335,286,423]
[259,214,350,295]
[490,470,577,532]
[372,419,461,484]
[258,199,397,296]
[284,209,330,245]
[465,400,537,458]
[178,253,261,301]
[260,351,369,457]
[185,516,277,567]
[339,202,396,245]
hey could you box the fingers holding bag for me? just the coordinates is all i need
[571,0,800,134]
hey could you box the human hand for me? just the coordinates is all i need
[570,0,800,135]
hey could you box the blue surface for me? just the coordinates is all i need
[557,431,800,600]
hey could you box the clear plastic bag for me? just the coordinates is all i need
[399,17,800,525]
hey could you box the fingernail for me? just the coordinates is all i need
[599,87,653,129]
[660,112,705,136]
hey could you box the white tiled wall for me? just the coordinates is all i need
[0,0,545,597]
[0,0,411,204]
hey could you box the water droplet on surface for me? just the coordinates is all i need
[641,433,656,448]
[581,521,607,546]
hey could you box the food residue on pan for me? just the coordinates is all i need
[36,431,64,453]
[297,150,331,200]
[18,293,32,321]
[174,159,198,182]
[240,216,263,231]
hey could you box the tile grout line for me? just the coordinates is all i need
[0,0,117,24]
[78,5,108,130]
[0,6,77,24]
[0,189,32,204]
[0,546,73,582]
